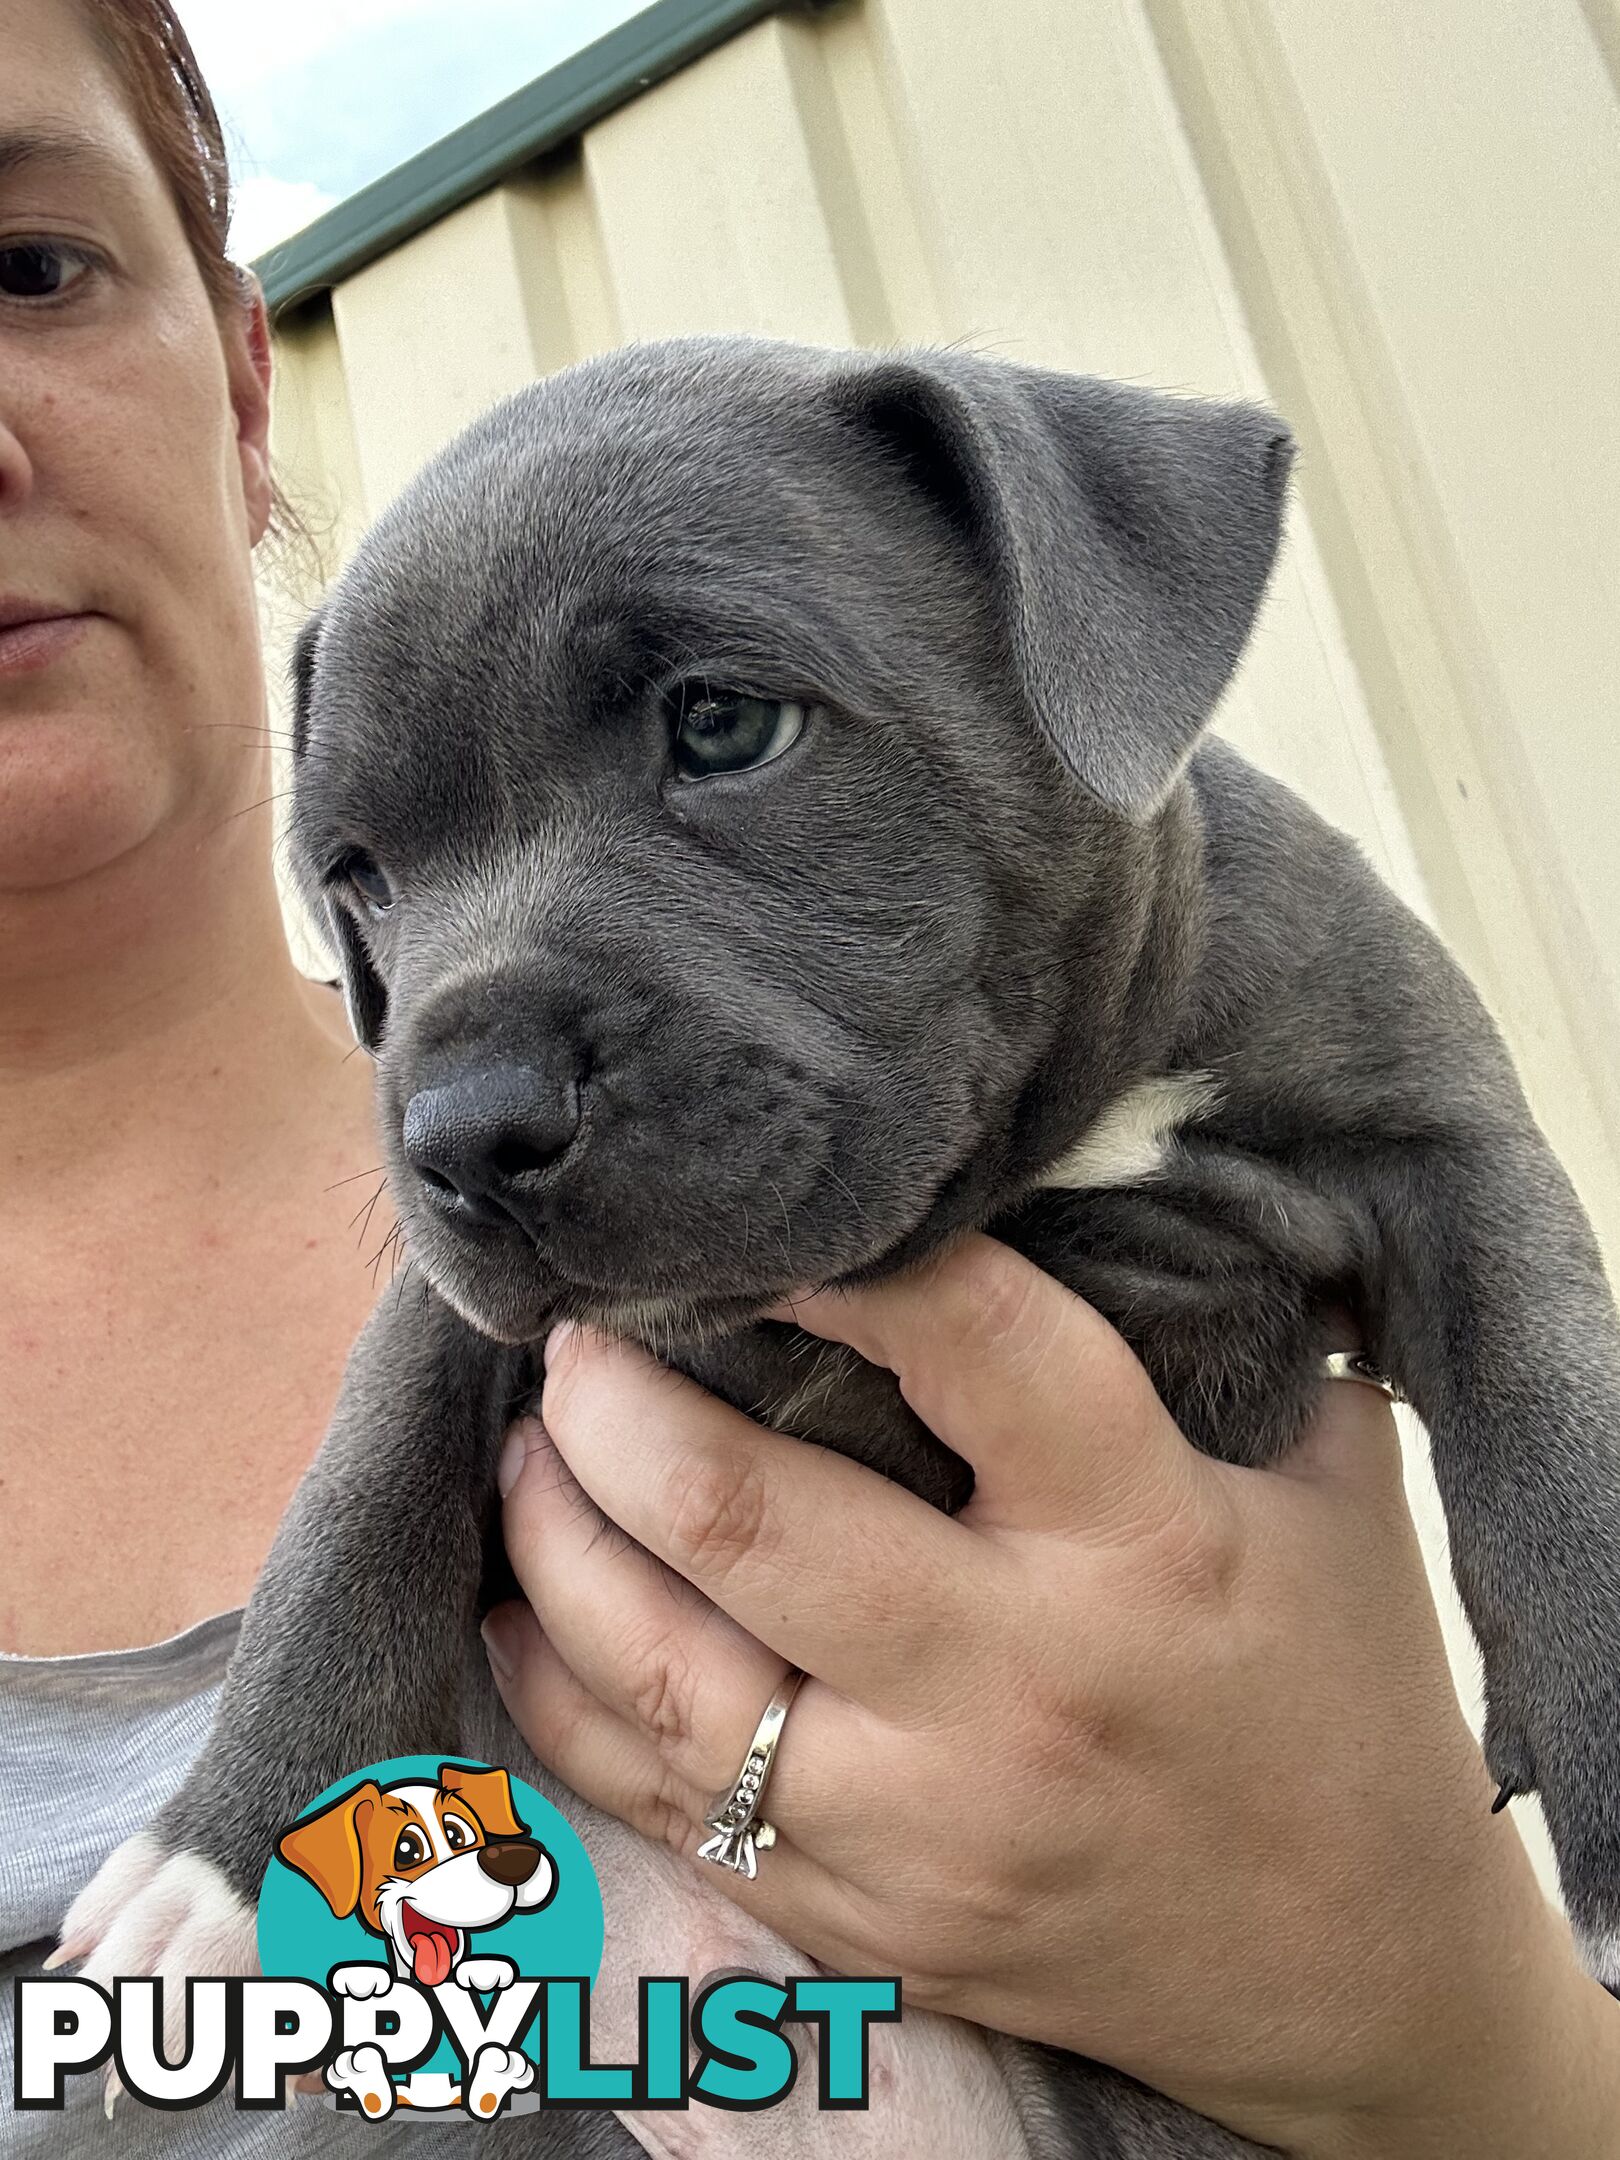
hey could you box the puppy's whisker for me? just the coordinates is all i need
[823,1165,868,1225]
[366,1222,404,1288]
[212,789,293,832]
[351,1182,387,1245]
[326,1164,387,1192]
[186,722,300,745]
[766,1179,794,1273]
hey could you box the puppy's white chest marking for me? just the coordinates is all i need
[1038,1071,1219,1193]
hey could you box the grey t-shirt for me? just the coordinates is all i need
[0,1613,433,2155]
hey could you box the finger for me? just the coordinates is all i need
[500,1423,797,1794]
[483,1602,714,1846]
[532,1333,986,1710]
[483,1608,876,1969]
[565,1687,865,1967]
[483,1599,870,1872]
[768,1233,1201,1534]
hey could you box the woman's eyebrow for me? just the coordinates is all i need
[0,124,134,189]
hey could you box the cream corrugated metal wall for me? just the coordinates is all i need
[258,0,1620,1896]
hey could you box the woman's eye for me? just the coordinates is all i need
[0,241,95,302]
[342,851,395,915]
[672,690,806,780]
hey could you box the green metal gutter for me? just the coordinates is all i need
[252,0,794,314]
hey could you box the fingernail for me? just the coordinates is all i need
[481,1603,530,1685]
[545,1320,576,1369]
[498,1418,542,1498]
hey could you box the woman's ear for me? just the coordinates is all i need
[227,270,274,547]
[827,349,1293,820]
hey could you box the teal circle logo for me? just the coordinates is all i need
[257,1756,602,2117]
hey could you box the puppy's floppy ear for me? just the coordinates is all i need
[289,607,324,761]
[828,349,1293,819]
[325,900,388,1058]
[275,1779,383,1919]
[290,604,388,1055]
[438,1763,528,1841]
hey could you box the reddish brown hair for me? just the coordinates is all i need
[73,1,315,556]
[76,0,240,315]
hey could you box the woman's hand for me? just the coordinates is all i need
[482,1234,1619,2158]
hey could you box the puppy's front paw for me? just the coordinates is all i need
[454,1955,517,1993]
[54,1830,257,1991]
[330,1962,395,2000]
[465,2043,534,2118]
[1487,1683,1620,1998]
[50,1830,258,2113]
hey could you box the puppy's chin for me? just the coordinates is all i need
[410,1229,784,1350]
[426,1268,553,1347]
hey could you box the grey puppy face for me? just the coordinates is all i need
[289,336,1289,1344]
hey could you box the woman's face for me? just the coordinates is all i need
[0,0,273,897]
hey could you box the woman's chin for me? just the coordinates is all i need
[0,726,180,895]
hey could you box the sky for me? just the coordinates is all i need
[172,0,653,262]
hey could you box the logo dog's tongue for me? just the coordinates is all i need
[402,1905,457,1986]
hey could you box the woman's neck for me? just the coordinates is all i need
[0,800,395,1657]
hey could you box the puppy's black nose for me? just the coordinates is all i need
[403,1065,579,1225]
[477,1839,542,1886]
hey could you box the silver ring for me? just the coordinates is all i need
[1323,1350,1404,1403]
[697,1668,804,1880]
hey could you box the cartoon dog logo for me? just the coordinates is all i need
[276,1761,557,2117]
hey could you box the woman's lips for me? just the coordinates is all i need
[0,613,94,677]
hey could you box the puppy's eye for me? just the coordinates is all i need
[442,1815,475,1851]
[672,689,805,780]
[394,1827,429,1869]
[338,850,395,916]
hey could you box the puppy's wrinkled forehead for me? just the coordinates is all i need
[302,343,980,851]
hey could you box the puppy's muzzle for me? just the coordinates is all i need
[403,1063,581,1228]
[476,1839,545,1887]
